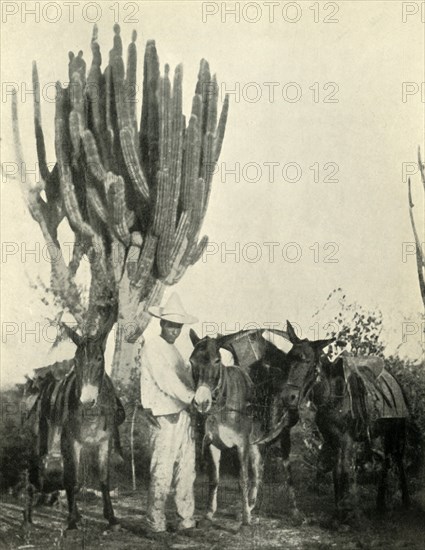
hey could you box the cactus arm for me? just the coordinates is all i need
[156,65,185,278]
[86,186,108,224]
[82,129,108,182]
[104,65,114,155]
[120,127,150,200]
[32,61,51,182]
[152,69,173,248]
[140,40,160,191]
[86,24,110,167]
[68,50,86,83]
[109,24,149,200]
[126,29,139,148]
[181,114,201,211]
[69,110,81,168]
[55,83,94,239]
[188,234,209,265]
[12,91,85,323]
[214,93,229,163]
[69,71,86,157]
[133,232,158,287]
[164,211,190,284]
[107,174,131,246]
[32,62,64,235]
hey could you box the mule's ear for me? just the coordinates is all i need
[61,323,82,347]
[286,321,301,344]
[313,337,335,351]
[189,329,201,347]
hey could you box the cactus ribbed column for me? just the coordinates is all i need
[12,24,230,388]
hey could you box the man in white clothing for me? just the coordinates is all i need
[140,293,198,534]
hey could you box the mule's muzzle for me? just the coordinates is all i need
[194,385,212,414]
[282,386,300,409]
[80,383,99,406]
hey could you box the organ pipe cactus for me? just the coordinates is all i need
[12,24,229,385]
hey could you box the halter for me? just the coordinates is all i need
[198,362,250,417]
[75,345,105,407]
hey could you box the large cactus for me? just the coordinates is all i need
[12,24,229,385]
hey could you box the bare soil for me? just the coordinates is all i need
[1,454,424,550]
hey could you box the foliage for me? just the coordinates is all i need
[0,386,33,492]
[314,288,385,359]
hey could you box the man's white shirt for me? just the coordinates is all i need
[140,335,195,416]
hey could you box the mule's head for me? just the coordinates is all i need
[63,325,107,407]
[284,321,335,409]
[189,329,227,413]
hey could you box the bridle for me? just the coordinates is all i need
[75,344,105,408]
[196,362,251,417]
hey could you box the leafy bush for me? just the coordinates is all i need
[0,385,33,492]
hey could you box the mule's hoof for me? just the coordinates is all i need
[205,511,215,521]
[109,522,121,532]
[290,510,305,526]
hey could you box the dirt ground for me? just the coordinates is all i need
[1,453,424,550]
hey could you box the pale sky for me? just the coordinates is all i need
[1,1,424,386]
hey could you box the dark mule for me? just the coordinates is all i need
[249,323,334,520]
[189,322,332,525]
[23,325,125,530]
[286,331,410,517]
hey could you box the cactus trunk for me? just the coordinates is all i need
[13,24,229,388]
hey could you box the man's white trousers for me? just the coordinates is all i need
[147,409,196,532]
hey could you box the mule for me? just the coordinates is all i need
[285,330,410,517]
[23,324,125,530]
[189,322,332,526]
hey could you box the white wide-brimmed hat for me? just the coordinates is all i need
[148,292,198,325]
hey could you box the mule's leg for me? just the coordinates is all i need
[376,450,390,512]
[396,450,410,509]
[393,421,410,509]
[206,445,221,520]
[280,428,302,521]
[63,439,81,530]
[334,435,353,519]
[237,444,251,526]
[248,444,263,512]
[99,438,119,528]
[23,469,34,524]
